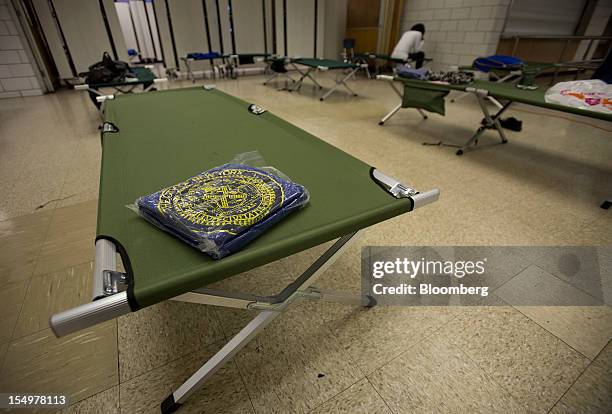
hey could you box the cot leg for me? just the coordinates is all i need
[263,71,279,85]
[455,126,488,155]
[305,71,324,89]
[416,109,428,120]
[450,91,470,103]
[161,310,280,414]
[379,103,402,125]
[457,96,511,155]
[289,68,314,92]
[320,68,359,101]
[185,60,194,83]
[601,199,611,210]
[486,96,504,110]
[162,230,363,413]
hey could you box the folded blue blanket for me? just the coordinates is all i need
[135,164,309,259]
[187,52,222,60]
[397,66,429,80]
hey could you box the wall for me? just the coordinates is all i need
[400,0,510,71]
[323,0,347,59]
[0,0,43,98]
[575,0,612,60]
[33,0,128,78]
[503,0,587,36]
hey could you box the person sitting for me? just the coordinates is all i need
[391,23,426,69]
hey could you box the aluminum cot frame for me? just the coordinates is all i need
[289,60,368,101]
[182,55,271,81]
[49,170,439,413]
[263,58,368,101]
[377,75,509,155]
[376,75,611,210]
[74,65,167,113]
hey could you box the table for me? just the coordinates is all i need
[49,86,440,412]
[74,66,166,110]
[378,75,611,209]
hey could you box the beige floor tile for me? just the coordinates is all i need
[495,265,602,306]
[13,262,93,339]
[550,341,612,414]
[0,280,29,344]
[441,307,590,413]
[117,301,224,382]
[33,201,97,276]
[57,386,119,414]
[532,246,612,301]
[0,166,68,219]
[368,332,526,414]
[514,306,612,360]
[0,209,52,251]
[0,322,118,405]
[313,300,456,376]
[33,237,95,277]
[119,343,254,414]
[58,163,100,208]
[45,200,98,239]
[0,260,37,288]
[310,378,392,414]
[0,342,7,371]
[0,210,49,286]
[231,302,362,414]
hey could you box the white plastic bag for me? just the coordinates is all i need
[545,79,612,114]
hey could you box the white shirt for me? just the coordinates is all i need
[391,30,424,61]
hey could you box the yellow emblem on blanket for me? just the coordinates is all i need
[157,168,285,233]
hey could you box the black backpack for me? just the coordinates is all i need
[80,52,129,84]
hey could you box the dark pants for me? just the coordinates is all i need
[409,52,425,69]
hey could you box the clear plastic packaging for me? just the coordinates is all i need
[128,151,309,259]
[545,80,612,114]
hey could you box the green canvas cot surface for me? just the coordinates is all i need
[294,58,358,69]
[397,78,612,122]
[356,53,406,64]
[401,81,449,115]
[90,66,156,88]
[99,87,413,309]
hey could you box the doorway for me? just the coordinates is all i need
[345,0,381,53]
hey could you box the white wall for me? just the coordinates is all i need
[504,0,587,36]
[19,0,347,79]
[285,0,316,57]
[33,0,127,79]
[401,0,510,71]
[232,0,266,53]
[0,0,43,98]
[575,0,612,61]
[323,0,346,59]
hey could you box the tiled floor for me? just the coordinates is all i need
[0,72,611,413]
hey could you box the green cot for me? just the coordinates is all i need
[50,87,439,412]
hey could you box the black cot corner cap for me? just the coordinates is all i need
[161,394,182,414]
[101,122,119,133]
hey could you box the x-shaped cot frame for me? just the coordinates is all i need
[49,169,440,413]
[377,75,509,155]
[263,59,367,101]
